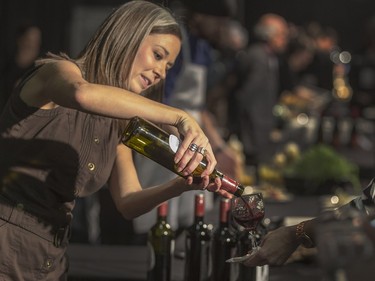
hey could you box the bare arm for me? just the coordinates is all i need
[20,60,217,176]
[108,144,228,219]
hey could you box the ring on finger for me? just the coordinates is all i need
[188,143,198,152]
[197,146,206,156]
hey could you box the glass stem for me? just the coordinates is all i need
[249,230,258,250]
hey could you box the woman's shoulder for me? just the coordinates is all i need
[17,57,83,109]
[36,55,82,77]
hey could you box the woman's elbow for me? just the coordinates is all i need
[73,82,92,109]
[116,199,139,220]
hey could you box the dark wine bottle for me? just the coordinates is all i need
[147,201,175,281]
[122,116,244,197]
[211,198,238,281]
[184,193,211,281]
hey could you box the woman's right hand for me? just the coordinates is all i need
[173,115,217,180]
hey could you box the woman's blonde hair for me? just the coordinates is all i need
[40,0,181,96]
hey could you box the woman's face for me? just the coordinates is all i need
[129,34,181,94]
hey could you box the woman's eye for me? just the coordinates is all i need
[154,51,163,60]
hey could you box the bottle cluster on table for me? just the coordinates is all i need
[147,193,269,281]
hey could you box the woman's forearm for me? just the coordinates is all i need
[112,177,192,220]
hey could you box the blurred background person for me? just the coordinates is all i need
[302,22,339,92]
[231,13,290,170]
[206,19,249,140]
[278,24,316,94]
[0,22,42,111]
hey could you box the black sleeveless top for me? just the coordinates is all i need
[0,65,122,225]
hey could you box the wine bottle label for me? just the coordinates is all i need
[169,135,179,153]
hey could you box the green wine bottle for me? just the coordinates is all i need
[122,116,244,197]
[147,201,174,281]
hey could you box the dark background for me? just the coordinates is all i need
[0,0,374,67]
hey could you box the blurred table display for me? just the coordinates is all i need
[255,141,364,203]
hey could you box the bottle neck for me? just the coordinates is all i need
[157,216,167,223]
[219,199,230,227]
[158,202,168,217]
[194,215,205,224]
[194,194,205,223]
[219,173,244,197]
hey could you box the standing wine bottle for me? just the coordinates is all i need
[122,116,244,197]
[147,201,175,281]
[184,193,211,281]
[211,198,238,281]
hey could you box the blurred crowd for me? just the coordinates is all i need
[0,0,374,245]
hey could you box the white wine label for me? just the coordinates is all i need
[169,135,180,153]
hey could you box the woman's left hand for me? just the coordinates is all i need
[184,175,233,199]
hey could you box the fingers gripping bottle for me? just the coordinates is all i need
[122,116,245,196]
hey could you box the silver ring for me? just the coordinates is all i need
[188,143,198,152]
[197,146,206,156]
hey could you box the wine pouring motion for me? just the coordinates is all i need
[122,116,245,197]
[226,192,265,263]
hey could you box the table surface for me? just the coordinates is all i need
[68,244,375,281]
[67,244,325,281]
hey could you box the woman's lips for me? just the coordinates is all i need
[140,75,151,89]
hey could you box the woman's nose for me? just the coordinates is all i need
[154,64,166,80]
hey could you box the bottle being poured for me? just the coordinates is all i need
[122,116,245,197]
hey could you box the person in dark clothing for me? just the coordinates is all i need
[0,23,42,111]
[233,13,290,166]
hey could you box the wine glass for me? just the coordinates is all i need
[227,193,265,262]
